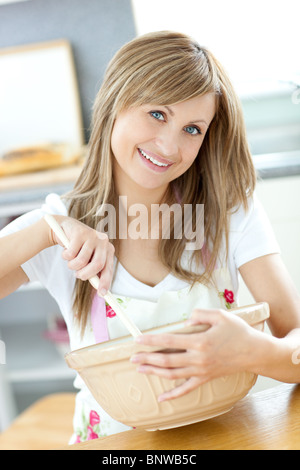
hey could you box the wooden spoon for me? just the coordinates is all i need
[44,214,142,338]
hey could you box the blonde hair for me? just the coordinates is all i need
[64,31,256,334]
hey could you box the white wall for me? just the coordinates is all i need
[131,0,300,98]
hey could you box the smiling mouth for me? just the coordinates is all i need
[138,148,173,167]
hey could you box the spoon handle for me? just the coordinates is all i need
[44,214,142,338]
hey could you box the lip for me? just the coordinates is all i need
[137,148,174,173]
[138,148,174,166]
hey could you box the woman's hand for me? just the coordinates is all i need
[131,308,259,402]
[49,215,115,296]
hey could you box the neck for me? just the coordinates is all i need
[113,168,172,214]
[113,169,176,241]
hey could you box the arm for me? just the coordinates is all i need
[0,218,52,298]
[0,215,115,299]
[0,218,53,278]
[238,253,300,382]
[132,253,300,401]
[0,268,30,299]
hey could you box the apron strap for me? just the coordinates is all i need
[91,293,109,343]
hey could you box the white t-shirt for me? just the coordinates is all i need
[0,192,280,440]
[0,191,280,306]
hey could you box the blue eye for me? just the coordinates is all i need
[150,111,164,121]
[185,126,201,135]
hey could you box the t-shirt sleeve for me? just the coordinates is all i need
[229,192,281,269]
[0,193,68,286]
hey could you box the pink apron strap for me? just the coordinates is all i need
[201,243,219,270]
[91,293,109,343]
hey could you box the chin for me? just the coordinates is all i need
[139,176,171,190]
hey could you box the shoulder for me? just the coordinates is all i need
[227,192,280,268]
[0,193,68,237]
[42,193,68,216]
[228,192,264,233]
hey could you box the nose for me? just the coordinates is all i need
[155,125,180,158]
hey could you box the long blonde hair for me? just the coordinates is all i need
[64,31,256,334]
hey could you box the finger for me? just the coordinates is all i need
[158,376,205,402]
[136,332,199,351]
[75,246,106,280]
[75,243,114,291]
[131,350,195,369]
[61,237,82,261]
[137,363,197,381]
[186,308,224,327]
[67,242,94,272]
[96,249,115,295]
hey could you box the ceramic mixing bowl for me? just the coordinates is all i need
[65,302,269,431]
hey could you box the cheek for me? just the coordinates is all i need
[111,117,149,160]
[181,141,202,167]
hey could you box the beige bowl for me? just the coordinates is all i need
[65,302,269,431]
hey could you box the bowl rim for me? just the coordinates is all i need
[65,302,269,370]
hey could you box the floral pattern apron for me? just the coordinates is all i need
[68,266,237,444]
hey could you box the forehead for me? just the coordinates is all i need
[169,94,216,122]
[120,93,216,124]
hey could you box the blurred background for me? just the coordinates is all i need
[0,0,299,431]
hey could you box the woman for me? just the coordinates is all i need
[1,31,300,442]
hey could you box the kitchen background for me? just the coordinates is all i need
[0,0,299,432]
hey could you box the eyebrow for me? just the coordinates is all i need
[164,105,175,116]
[164,105,209,127]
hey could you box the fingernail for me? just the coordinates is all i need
[185,320,196,326]
[130,355,139,363]
[99,288,107,297]
[135,336,144,343]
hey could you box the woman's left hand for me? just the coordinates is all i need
[131,308,259,402]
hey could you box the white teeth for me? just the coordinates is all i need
[139,149,169,167]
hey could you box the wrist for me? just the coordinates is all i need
[246,327,300,383]
[246,327,278,375]
[40,214,67,248]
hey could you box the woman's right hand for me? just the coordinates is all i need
[49,216,115,296]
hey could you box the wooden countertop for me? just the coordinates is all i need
[0,384,299,450]
[0,393,76,450]
[0,163,83,193]
[65,384,300,451]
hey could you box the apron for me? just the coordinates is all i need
[68,266,237,444]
